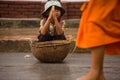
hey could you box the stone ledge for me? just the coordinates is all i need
[65,19,80,28]
[0,18,40,28]
[0,39,90,53]
[0,39,31,53]
[0,18,80,28]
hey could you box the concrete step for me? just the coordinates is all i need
[0,18,80,28]
[0,18,90,53]
[0,39,90,53]
[0,28,90,53]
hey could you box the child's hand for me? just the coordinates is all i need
[52,6,57,20]
[51,6,55,12]
[48,6,54,20]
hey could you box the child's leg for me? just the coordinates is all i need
[77,46,105,80]
[37,33,52,42]
[54,34,66,40]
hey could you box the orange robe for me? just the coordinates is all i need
[76,0,120,55]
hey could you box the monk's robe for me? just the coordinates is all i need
[76,0,120,55]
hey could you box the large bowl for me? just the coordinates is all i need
[32,35,72,63]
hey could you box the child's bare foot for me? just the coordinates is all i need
[76,75,105,80]
[76,74,98,80]
[76,71,105,80]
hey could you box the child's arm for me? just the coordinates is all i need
[52,6,64,35]
[40,18,51,35]
[54,17,64,35]
[40,7,53,35]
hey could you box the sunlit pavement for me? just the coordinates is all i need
[0,53,120,80]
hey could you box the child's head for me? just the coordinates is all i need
[41,0,65,18]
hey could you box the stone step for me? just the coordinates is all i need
[0,18,90,53]
[0,39,90,53]
[0,28,90,53]
[0,18,80,28]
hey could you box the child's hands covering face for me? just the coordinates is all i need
[52,6,57,19]
[49,6,57,20]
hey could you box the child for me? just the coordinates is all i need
[38,0,66,41]
[76,0,120,80]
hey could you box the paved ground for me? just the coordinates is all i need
[0,53,120,80]
[0,28,120,80]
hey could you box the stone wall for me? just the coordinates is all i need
[0,1,83,19]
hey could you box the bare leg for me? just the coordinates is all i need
[76,46,105,80]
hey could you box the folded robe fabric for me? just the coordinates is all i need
[76,0,120,55]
